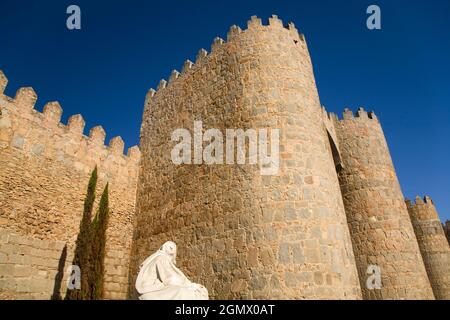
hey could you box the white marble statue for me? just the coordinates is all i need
[135,241,209,300]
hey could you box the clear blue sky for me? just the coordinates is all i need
[0,0,449,221]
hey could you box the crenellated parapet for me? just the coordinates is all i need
[406,195,450,299]
[331,107,385,172]
[406,195,439,220]
[332,107,378,122]
[141,15,307,123]
[406,195,448,240]
[321,106,380,171]
[321,107,379,152]
[139,14,311,149]
[0,70,140,175]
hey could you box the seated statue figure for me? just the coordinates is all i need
[135,241,209,300]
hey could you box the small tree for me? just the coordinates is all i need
[66,168,110,300]
[90,183,109,300]
[66,166,97,300]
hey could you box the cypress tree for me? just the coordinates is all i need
[66,166,97,300]
[90,183,109,300]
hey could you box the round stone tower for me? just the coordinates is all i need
[129,15,361,299]
[334,108,434,299]
[406,196,450,300]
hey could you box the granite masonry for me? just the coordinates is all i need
[0,15,448,300]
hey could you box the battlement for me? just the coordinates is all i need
[333,107,378,122]
[0,70,140,171]
[144,15,306,102]
[405,195,434,208]
[405,195,442,224]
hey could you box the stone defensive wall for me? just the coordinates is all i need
[0,71,140,299]
[333,108,435,299]
[130,15,362,300]
[406,196,450,299]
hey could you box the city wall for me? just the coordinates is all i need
[0,71,140,299]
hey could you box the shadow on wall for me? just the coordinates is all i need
[51,244,68,300]
[444,221,450,245]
